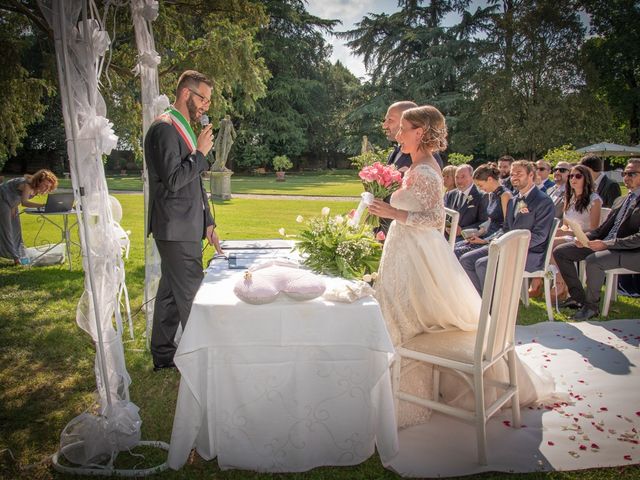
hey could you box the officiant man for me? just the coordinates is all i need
[553,158,640,321]
[145,70,221,371]
[460,160,555,293]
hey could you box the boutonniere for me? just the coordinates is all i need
[516,199,529,214]
[465,194,473,204]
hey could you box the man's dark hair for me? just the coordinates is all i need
[498,155,514,164]
[579,154,603,172]
[176,70,213,97]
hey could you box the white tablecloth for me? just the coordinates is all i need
[167,251,398,472]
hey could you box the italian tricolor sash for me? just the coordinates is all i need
[165,106,197,153]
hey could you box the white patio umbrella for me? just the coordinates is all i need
[576,142,640,156]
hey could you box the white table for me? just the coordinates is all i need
[167,251,398,472]
[23,209,78,270]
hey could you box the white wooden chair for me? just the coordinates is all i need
[392,229,531,465]
[520,218,561,321]
[442,207,460,251]
[109,195,133,339]
[601,267,640,316]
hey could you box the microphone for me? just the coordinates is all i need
[200,114,209,127]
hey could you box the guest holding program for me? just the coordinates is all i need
[0,169,58,265]
[145,70,222,371]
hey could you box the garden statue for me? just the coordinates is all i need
[212,115,236,172]
[361,135,373,155]
[210,115,236,200]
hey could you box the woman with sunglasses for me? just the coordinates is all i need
[548,164,602,300]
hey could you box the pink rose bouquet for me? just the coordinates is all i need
[359,162,402,198]
[358,162,403,226]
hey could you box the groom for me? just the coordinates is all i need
[459,160,555,293]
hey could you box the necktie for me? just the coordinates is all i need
[513,195,524,218]
[604,193,636,241]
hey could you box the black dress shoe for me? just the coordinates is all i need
[559,298,582,309]
[153,362,177,372]
[573,305,599,321]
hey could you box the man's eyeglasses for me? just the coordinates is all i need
[622,171,639,178]
[189,89,211,105]
[568,173,584,180]
[553,167,569,173]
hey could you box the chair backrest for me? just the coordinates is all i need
[541,218,561,270]
[599,207,611,226]
[443,207,460,250]
[475,229,531,364]
[109,195,123,223]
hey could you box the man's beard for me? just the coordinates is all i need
[187,95,199,123]
[500,172,510,179]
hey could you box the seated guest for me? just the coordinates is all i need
[442,165,456,194]
[454,163,512,258]
[579,154,621,208]
[535,160,555,193]
[544,164,602,300]
[444,164,488,240]
[498,155,516,193]
[547,161,572,219]
[553,158,640,320]
[459,160,555,294]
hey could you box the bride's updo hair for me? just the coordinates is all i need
[402,105,448,152]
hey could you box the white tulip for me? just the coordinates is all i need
[334,215,344,224]
[321,207,330,216]
[278,228,286,236]
[362,274,372,283]
[371,272,378,280]
[296,215,304,223]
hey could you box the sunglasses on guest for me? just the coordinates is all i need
[568,173,584,180]
[553,167,569,173]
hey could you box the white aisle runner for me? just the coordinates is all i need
[388,319,640,477]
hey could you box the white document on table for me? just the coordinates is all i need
[564,218,590,245]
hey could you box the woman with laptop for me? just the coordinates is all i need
[0,169,58,265]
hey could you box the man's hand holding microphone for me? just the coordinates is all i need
[196,114,214,157]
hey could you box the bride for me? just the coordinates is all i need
[368,105,554,428]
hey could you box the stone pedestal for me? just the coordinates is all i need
[210,170,233,200]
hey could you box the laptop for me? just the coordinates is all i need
[41,193,75,213]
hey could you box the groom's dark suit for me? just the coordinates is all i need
[145,115,215,367]
[460,185,555,293]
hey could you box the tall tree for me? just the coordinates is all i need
[233,0,341,170]
[340,0,493,152]
[462,0,587,159]
[580,0,640,144]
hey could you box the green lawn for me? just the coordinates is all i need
[54,170,364,197]
[1,193,639,479]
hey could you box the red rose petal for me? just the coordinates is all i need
[579,445,587,450]
[624,455,632,461]
[503,420,511,427]
[600,407,608,411]
[591,443,599,449]
[548,441,555,446]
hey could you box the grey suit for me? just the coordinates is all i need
[444,184,489,241]
[145,116,215,366]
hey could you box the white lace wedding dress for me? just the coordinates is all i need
[375,164,555,428]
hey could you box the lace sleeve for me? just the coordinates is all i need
[400,166,445,229]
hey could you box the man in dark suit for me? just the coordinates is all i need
[535,160,555,193]
[579,154,621,208]
[498,155,516,193]
[460,160,556,293]
[444,164,488,240]
[377,101,443,235]
[553,158,640,320]
[145,70,221,370]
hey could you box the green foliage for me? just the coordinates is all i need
[447,152,474,166]
[543,144,583,166]
[272,154,293,171]
[0,10,52,170]
[349,148,390,170]
[289,208,382,279]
